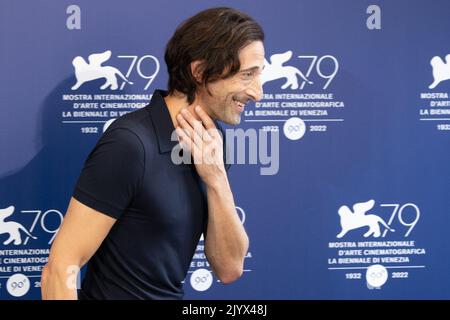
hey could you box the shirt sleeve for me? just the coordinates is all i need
[73,128,145,219]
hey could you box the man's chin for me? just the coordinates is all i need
[220,117,241,126]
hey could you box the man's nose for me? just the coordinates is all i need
[246,75,263,102]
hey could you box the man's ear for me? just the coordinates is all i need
[190,60,204,84]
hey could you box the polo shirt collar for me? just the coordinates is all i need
[146,90,179,154]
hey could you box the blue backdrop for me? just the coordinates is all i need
[1,0,450,299]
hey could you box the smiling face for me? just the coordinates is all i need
[195,41,265,125]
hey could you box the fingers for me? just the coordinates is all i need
[176,126,199,156]
[194,106,222,140]
[175,107,221,166]
[177,108,213,142]
[176,126,221,166]
[175,126,189,150]
[176,113,202,149]
[194,106,215,130]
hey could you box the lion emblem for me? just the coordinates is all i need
[71,50,133,90]
[0,205,37,245]
[336,199,395,238]
[429,54,450,89]
[261,50,313,89]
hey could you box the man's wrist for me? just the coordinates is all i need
[204,169,228,191]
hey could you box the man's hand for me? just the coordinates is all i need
[176,106,226,186]
[176,106,248,284]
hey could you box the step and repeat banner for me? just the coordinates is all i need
[1,0,450,300]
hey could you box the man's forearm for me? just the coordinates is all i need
[41,263,78,300]
[204,172,249,284]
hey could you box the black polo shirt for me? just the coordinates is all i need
[73,90,228,300]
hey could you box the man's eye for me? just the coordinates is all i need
[241,72,253,78]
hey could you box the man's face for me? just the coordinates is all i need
[197,41,265,125]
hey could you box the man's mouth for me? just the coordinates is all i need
[232,98,247,112]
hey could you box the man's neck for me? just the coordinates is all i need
[164,91,203,129]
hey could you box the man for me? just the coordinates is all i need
[41,7,264,300]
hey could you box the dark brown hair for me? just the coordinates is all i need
[165,7,264,104]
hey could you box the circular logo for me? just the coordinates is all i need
[7,273,30,297]
[236,206,246,225]
[366,264,388,288]
[283,117,306,140]
[103,118,117,132]
[190,268,213,292]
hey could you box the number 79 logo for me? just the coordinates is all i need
[262,51,338,90]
